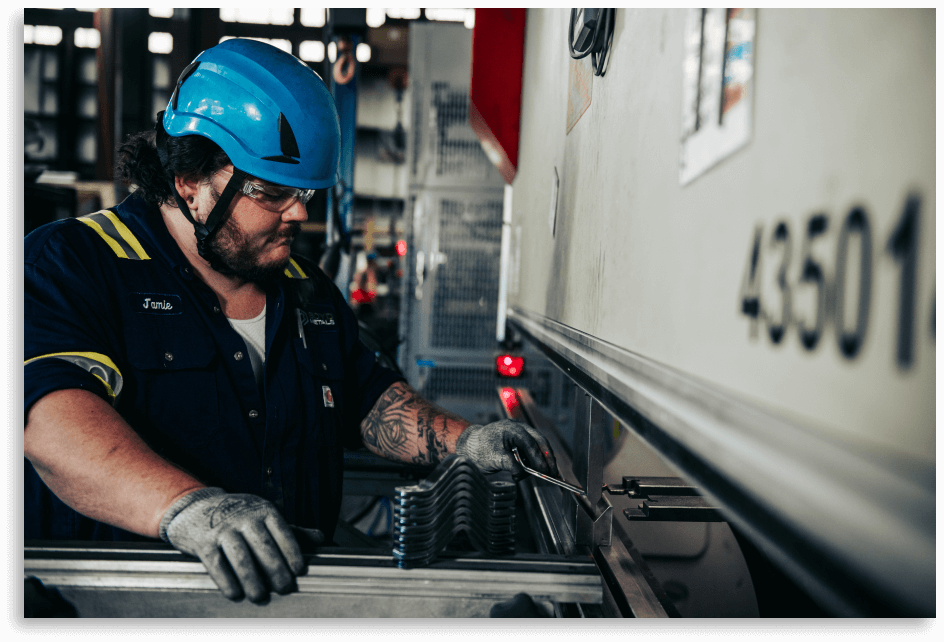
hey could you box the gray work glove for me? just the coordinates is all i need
[455,419,559,478]
[158,487,323,603]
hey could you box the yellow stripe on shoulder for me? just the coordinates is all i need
[284,257,309,279]
[78,217,128,259]
[78,210,151,260]
[99,210,151,260]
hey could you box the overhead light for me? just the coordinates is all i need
[148,32,173,54]
[425,8,471,23]
[25,25,63,46]
[386,8,421,20]
[74,27,100,49]
[148,7,174,18]
[327,41,337,63]
[300,40,325,63]
[219,8,293,25]
[355,42,371,63]
[366,7,386,28]
[300,8,326,28]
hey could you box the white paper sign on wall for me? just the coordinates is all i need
[679,8,756,185]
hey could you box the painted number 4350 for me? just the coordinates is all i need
[739,193,933,370]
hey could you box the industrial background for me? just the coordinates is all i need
[21,8,935,620]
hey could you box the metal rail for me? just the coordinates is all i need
[25,544,601,618]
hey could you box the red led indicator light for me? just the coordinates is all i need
[496,354,524,377]
[396,240,407,256]
[351,289,375,304]
[500,387,520,412]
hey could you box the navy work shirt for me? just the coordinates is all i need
[24,192,402,543]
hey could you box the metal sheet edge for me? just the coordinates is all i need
[507,307,934,617]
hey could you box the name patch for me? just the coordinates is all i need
[298,309,336,328]
[130,292,183,315]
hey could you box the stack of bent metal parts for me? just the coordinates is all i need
[392,455,517,568]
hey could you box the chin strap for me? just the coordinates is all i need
[156,112,249,270]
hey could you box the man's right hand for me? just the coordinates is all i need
[159,488,322,602]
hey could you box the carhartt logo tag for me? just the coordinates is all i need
[130,292,182,315]
[322,385,335,408]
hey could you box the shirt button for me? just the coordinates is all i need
[248,409,259,419]
[266,467,273,476]
[235,351,244,361]
[213,306,221,314]
[322,363,328,371]
[164,352,174,362]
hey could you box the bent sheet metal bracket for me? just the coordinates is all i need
[571,492,613,547]
[392,455,517,568]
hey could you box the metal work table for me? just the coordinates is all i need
[24,542,602,618]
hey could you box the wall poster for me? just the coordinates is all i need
[679,8,756,185]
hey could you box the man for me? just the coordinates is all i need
[23,39,558,604]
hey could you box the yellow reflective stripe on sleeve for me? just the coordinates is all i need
[78,210,151,260]
[284,257,308,279]
[78,217,129,259]
[99,210,151,260]
[25,351,124,404]
[88,373,118,402]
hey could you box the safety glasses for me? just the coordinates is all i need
[218,168,316,213]
[240,180,316,212]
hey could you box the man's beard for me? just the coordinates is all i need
[203,187,300,282]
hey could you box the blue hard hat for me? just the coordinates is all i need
[162,38,340,189]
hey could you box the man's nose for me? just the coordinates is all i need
[282,198,309,223]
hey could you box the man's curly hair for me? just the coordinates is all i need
[115,130,231,206]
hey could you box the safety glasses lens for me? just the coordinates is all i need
[241,181,314,211]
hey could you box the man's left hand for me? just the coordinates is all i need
[455,419,559,478]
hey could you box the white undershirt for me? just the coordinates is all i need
[226,305,266,386]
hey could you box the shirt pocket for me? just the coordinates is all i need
[293,319,347,444]
[293,303,345,383]
[124,321,221,449]
[296,333,344,381]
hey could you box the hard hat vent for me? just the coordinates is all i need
[280,113,300,159]
[262,113,301,165]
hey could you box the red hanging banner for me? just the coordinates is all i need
[469,8,527,184]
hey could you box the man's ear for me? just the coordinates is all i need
[173,174,201,207]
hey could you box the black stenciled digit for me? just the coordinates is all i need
[796,214,828,350]
[887,194,920,369]
[766,221,791,344]
[834,207,872,359]
[739,225,763,338]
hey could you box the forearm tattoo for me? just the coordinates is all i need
[360,382,469,466]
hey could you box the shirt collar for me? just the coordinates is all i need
[113,191,291,294]
[114,191,196,280]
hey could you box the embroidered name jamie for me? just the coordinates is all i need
[129,292,183,315]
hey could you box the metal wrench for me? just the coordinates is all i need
[511,446,587,496]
